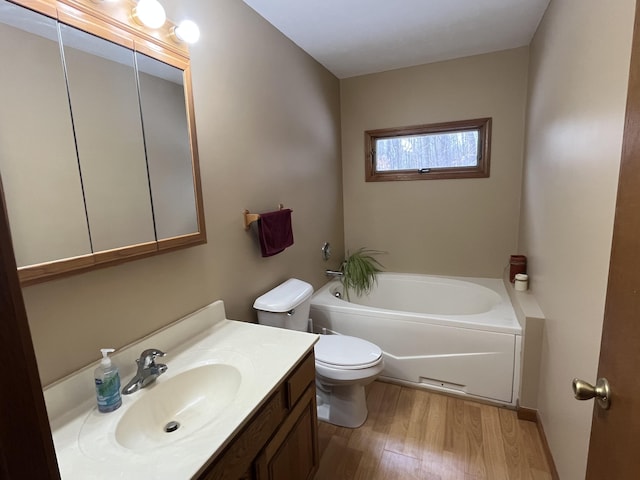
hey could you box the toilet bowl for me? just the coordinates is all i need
[253,278,384,428]
[314,334,384,428]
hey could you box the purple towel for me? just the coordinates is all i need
[258,209,294,257]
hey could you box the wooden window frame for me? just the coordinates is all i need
[365,117,492,182]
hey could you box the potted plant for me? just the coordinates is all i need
[339,248,384,300]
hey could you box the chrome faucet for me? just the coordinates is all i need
[122,348,167,395]
[325,269,343,278]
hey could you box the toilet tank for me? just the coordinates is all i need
[253,279,314,331]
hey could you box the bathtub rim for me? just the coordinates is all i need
[311,272,522,336]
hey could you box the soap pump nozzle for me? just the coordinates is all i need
[100,348,115,367]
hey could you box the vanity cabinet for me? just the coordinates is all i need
[195,350,319,480]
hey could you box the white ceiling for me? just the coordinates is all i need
[242,0,551,78]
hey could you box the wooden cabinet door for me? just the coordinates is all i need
[255,385,319,480]
[238,468,255,480]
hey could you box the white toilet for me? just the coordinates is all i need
[253,278,384,428]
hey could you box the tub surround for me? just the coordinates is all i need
[44,300,318,479]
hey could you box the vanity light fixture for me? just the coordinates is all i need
[171,19,200,44]
[92,0,199,44]
[132,0,166,29]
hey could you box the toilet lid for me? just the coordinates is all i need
[315,335,382,369]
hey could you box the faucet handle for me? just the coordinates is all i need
[141,348,166,358]
[139,348,166,367]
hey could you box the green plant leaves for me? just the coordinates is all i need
[340,248,384,300]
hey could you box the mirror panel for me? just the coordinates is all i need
[0,1,91,267]
[60,23,156,251]
[136,52,198,240]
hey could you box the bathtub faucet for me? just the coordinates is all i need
[325,269,343,278]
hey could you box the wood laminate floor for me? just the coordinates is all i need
[314,381,553,480]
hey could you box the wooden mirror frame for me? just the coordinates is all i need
[5,0,206,286]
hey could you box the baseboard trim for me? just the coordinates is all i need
[517,406,560,480]
[517,406,538,422]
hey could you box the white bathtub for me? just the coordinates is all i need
[309,273,522,406]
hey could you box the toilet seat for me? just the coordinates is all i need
[315,335,382,370]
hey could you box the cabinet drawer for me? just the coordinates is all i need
[286,351,315,409]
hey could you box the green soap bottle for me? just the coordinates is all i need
[94,348,122,413]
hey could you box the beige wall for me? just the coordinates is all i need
[17,0,343,386]
[340,48,529,277]
[519,0,635,478]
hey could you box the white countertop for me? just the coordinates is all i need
[44,300,318,479]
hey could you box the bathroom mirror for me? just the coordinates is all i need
[136,52,199,241]
[0,1,92,268]
[60,23,157,252]
[0,0,206,285]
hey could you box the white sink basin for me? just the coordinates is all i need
[115,364,241,451]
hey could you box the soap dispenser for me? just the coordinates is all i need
[94,348,122,413]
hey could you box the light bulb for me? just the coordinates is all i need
[173,20,200,44]
[132,0,166,29]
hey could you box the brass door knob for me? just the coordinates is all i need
[572,377,611,410]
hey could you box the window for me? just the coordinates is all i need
[365,118,491,182]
